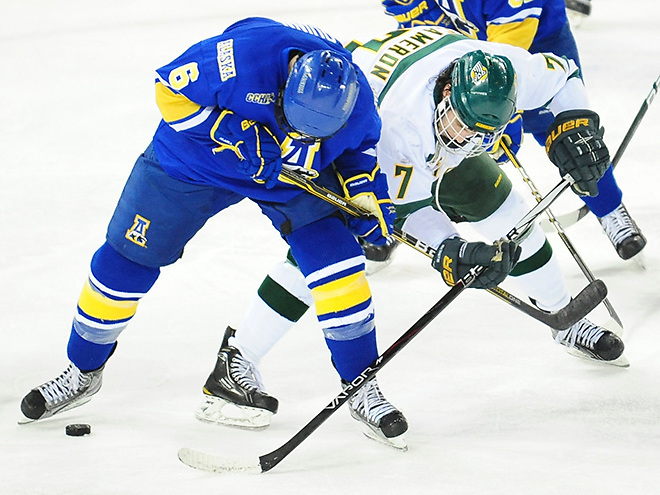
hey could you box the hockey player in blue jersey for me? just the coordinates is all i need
[19,17,478,445]
[380,0,646,261]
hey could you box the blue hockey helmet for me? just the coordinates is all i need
[276,49,360,142]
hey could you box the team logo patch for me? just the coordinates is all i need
[125,214,151,247]
[245,92,276,105]
[470,61,488,83]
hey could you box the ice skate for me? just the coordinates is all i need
[347,377,408,450]
[361,237,400,275]
[20,363,104,423]
[196,328,278,429]
[552,318,628,367]
[598,203,647,260]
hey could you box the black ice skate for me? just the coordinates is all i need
[20,363,104,423]
[598,203,647,260]
[360,237,400,275]
[346,377,408,450]
[565,0,591,17]
[196,327,278,429]
[552,318,628,366]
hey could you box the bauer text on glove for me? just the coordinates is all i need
[545,109,610,197]
[211,109,283,188]
[432,237,522,290]
[340,168,396,246]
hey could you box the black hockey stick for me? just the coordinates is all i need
[177,174,583,474]
[502,142,623,328]
[278,167,605,329]
[540,74,660,231]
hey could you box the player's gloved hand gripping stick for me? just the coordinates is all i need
[540,74,660,230]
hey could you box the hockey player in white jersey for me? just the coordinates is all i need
[195,26,627,436]
[381,0,645,261]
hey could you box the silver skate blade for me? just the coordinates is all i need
[630,250,647,269]
[608,354,631,368]
[358,423,408,451]
[364,258,394,276]
[564,347,630,368]
[16,395,94,426]
[195,395,273,430]
[177,447,261,474]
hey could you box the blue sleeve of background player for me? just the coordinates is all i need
[382,0,446,28]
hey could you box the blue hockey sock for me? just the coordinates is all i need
[325,329,378,382]
[68,242,160,371]
[578,166,622,217]
[67,328,116,371]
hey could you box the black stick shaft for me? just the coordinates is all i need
[259,280,466,472]
[611,74,660,167]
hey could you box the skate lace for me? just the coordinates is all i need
[600,205,637,245]
[350,379,396,423]
[229,353,265,393]
[37,364,89,405]
[555,319,604,350]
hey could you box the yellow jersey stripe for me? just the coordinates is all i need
[155,81,203,123]
[486,18,539,50]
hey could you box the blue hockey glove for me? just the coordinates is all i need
[340,168,396,246]
[545,110,610,197]
[382,0,444,27]
[212,109,282,188]
[432,237,522,290]
[489,113,524,164]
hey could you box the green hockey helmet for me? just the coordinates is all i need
[450,50,517,133]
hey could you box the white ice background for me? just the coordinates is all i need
[1,1,659,493]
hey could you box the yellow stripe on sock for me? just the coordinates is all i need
[78,280,139,322]
[311,271,371,316]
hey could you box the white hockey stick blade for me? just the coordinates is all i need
[177,447,262,474]
[540,205,590,232]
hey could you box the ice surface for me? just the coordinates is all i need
[2,1,659,493]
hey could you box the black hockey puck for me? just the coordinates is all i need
[65,424,91,436]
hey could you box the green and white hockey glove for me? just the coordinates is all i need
[432,237,522,290]
[212,109,283,189]
[545,109,610,197]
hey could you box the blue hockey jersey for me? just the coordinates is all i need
[382,0,569,53]
[152,17,381,203]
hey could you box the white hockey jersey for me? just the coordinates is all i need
[348,26,588,246]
